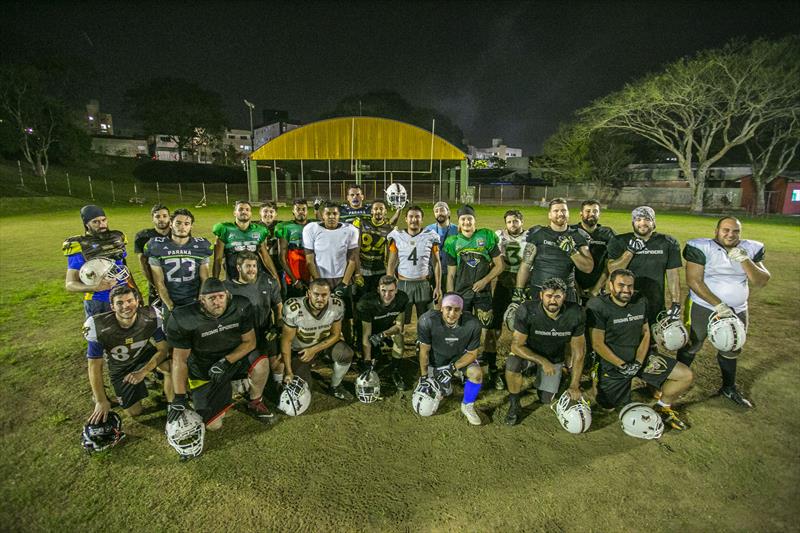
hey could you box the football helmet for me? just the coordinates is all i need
[385,182,408,210]
[651,311,689,351]
[411,377,442,417]
[81,411,125,453]
[551,391,592,434]
[165,409,205,459]
[619,402,664,440]
[79,258,129,287]
[355,368,381,404]
[708,313,746,352]
[278,376,312,416]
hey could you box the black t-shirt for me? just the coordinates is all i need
[417,310,482,367]
[513,301,585,363]
[224,274,281,330]
[570,223,616,290]
[356,291,409,334]
[525,225,590,289]
[166,294,255,379]
[586,293,648,364]
[134,228,168,254]
[607,232,681,320]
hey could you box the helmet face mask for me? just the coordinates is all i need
[619,402,664,439]
[652,311,689,351]
[384,183,408,210]
[79,258,130,287]
[355,370,381,404]
[708,314,746,352]
[411,378,442,417]
[278,376,312,416]
[551,391,592,434]
[165,409,205,459]
[82,411,125,453]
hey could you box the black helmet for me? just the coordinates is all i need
[81,411,126,453]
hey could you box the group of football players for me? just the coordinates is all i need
[64,183,770,458]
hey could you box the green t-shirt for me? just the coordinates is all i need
[443,228,500,294]
[211,221,269,277]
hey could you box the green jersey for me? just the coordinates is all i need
[443,228,500,293]
[211,221,269,278]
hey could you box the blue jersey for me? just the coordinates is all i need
[425,222,459,273]
[145,236,213,306]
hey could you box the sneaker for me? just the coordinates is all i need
[331,384,354,401]
[391,368,407,391]
[719,386,754,408]
[461,402,482,426]
[505,402,520,426]
[655,404,687,431]
[493,371,505,391]
[246,398,274,421]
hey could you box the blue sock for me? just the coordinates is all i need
[462,379,482,404]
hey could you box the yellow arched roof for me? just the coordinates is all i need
[251,116,466,161]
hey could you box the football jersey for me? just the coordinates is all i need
[302,222,359,279]
[417,309,482,367]
[211,221,269,278]
[525,225,590,289]
[353,216,393,275]
[425,222,459,272]
[586,294,648,364]
[356,291,409,334]
[224,274,281,330]
[283,296,345,351]
[443,229,500,293]
[134,228,169,254]
[388,229,440,279]
[254,219,280,267]
[513,301,585,363]
[496,229,528,274]
[570,223,616,290]
[274,219,310,282]
[340,203,372,224]
[83,307,164,381]
[63,230,129,302]
[145,236,213,306]
[683,237,765,313]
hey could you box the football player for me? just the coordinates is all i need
[587,269,693,430]
[570,200,616,304]
[133,204,171,305]
[145,208,212,317]
[256,201,283,291]
[387,205,442,324]
[64,204,138,317]
[357,275,409,389]
[322,182,402,226]
[417,293,484,425]
[424,201,458,294]
[276,199,312,298]
[84,285,173,424]
[506,278,585,426]
[211,200,278,281]
[166,278,272,428]
[281,279,355,401]
[677,217,770,408]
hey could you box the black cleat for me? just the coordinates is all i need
[391,368,407,391]
[719,387,754,408]
[331,384,354,401]
[505,402,521,426]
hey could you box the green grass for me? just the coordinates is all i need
[0,203,798,531]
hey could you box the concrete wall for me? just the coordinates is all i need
[91,136,147,158]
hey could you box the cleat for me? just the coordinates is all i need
[331,384,354,401]
[493,371,505,391]
[246,398,274,422]
[719,387,754,408]
[461,402,482,426]
[505,402,520,426]
[655,404,687,431]
[391,368,407,391]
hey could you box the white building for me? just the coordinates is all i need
[469,138,523,160]
[253,120,300,151]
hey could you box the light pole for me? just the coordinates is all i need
[243,99,255,153]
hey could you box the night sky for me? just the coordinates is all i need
[4,1,798,153]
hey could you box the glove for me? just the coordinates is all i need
[333,282,349,300]
[291,279,307,291]
[727,247,748,263]
[714,302,735,319]
[666,302,681,322]
[511,287,526,305]
[167,394,187,423]
[368,333,385,349]
[627,237,646,254]
[558,235,577,255]
[313,197,323,211]
[418,376,431,389]
[435,363,456,386]
[618,361,641,377]
[265,325,281,342]
[208,357,232,385]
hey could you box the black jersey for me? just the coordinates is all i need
[570,223,616,290]
[224,274,281,330]
[254,220,280,265]
[356,291,409,334]
[83,307,164,381]
[134,228,169,254]
[513,301,585,363]
[607,232,681,320]
[145,236,213,306]
[417,310,482,367]
[525,225,589,289]
[340,204,372,224]
[586,294,648,363]
[354,216,393,275]
[166,294,255,380]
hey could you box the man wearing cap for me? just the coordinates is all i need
[425,201,458,294]
[417,292,484,425]
[607,206,682,329]
[63,204,138,317]
[166,277,273,428]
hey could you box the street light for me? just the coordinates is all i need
[243,99,255,153]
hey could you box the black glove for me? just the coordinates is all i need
[618,361,642,377]
[435,363,456,385]
[666,302,681,322]
[208,357,232,385]
[265,325,281,342]
[627,237,646,254]
[511,287,526,305]
[417,376,431,389]
[368,333,385,349]
[333,282,349,300]
[167,394,187,423]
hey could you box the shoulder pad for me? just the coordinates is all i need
[63,235,83,255]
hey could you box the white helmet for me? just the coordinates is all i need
[411,377,442,417]
[79,257,129,287]
[385,182,408,210]
[278,376,312,416]
[165,409,205,459]
[708,314,746,352]
[551,391,592,434]
[355,368,381,404]
[651,311,689,351]
[619,403,664,440]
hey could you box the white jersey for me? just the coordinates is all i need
[495,229,528,274]
[684,237,765,313]
[302,222,359,279]
[388,228,440,279]
[283,296,345,350]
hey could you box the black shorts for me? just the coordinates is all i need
[596,353,677,409]
[189,350,265,423]
[110,374,149,409]
[492,279,515,330]
[462,290,493,328]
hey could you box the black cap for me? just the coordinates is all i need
[199,277,227,295]
[457,205,475,218]
[80,205,106,226]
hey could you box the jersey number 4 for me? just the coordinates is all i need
[407,247,419,265]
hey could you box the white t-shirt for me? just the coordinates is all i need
[283,296,345,350]
[387,228,440,279]
[302,222,359,279]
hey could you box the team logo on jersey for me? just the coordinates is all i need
[125,337,133,345]
[644,354,668,375]
[251,233,260,239]
[612,313,645,324]
[477,238,485,247]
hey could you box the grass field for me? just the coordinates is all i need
[1,198,798,532]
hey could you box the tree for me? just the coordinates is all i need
[744,111,800,214]
[125,78,227,162]
[581,36,800,213]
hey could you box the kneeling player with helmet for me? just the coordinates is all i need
[506,277,586,427]
[587,269,693,431]
[281,279,355,403]
[415,293,484,425]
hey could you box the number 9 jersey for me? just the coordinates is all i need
[283,296,345,351]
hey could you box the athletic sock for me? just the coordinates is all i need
[462,379,482,404]
[717,353,737,389]
[482,351,497,370]
[272,373,283,384]
[656,400,670,408]
[509,392,520,406]
[331,361,350,387]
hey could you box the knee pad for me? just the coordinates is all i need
[331,341,354,363]
[505,353,526,374]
